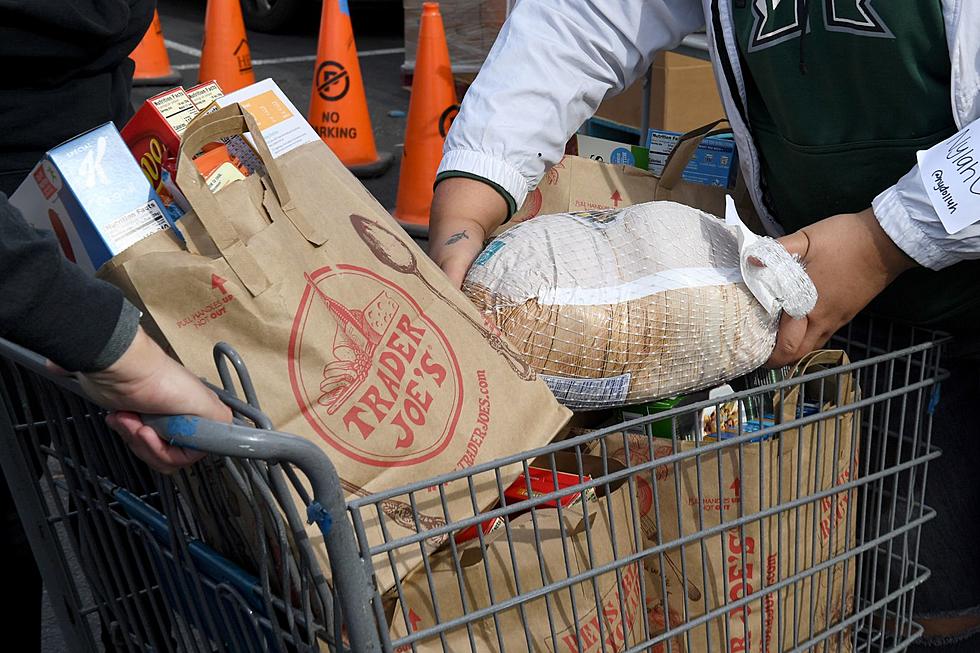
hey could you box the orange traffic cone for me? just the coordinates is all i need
[199,0,255,92]
[393,2,458,235]
[131,10,181,86]
[308,0,392,178]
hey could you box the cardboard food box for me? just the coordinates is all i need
[9,123,178,274]
[212,78,305,172]
[186,81,225,111]
[595,52,725,135]
[576,134,650,170]
[648,129,738,189]
[121,86,202,215]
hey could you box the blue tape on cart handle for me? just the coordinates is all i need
[307,501,333,538]
[166,415,200,445]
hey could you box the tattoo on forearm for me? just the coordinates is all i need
[444,230,469,246]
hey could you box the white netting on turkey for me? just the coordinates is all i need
[463,200,816,409]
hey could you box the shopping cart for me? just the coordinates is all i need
[0,317,947,653]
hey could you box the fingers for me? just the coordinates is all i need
[106,411,206,474]
[776,229,811,262]
[131,425,206,474]
[766,313,809,368]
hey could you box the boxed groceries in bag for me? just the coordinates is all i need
[595,351,859,652]
[464,198,817,409]
[388,455,646,652]
[10,123,181,274]
[99,102,570,592]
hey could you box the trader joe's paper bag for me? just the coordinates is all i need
[99,103,570,592]
[388,455,644,652]
[596,351,858,652]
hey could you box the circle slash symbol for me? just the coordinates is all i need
[438,104,460,138]
[317,61,350,102]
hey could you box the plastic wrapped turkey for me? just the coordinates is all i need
[463,200,816,410]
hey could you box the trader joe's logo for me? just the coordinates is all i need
[289,265,463,467]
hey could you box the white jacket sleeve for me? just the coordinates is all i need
[873,122,980,270]
[438,0,705,210]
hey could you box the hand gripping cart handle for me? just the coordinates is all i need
[0,337,384,653]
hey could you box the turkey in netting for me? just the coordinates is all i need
[463,201,808,410]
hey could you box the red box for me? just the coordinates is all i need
[454,467,593,544]
[121,86,200,213]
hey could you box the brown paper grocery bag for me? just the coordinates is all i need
[598,351,858,653]
[505,120,762,235]
[99,104,570,592]
[388,454,645,652]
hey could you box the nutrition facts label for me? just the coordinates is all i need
[102,200,170,252]
[187,81,224,112]
[150,88,198,136]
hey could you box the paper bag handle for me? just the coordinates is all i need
[174,104,289,296]
[177,103,292,208]
[656,118,732,195]
[778,350,854,423]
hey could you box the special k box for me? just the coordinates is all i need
[98,103,571,594]
[10,123,178,274]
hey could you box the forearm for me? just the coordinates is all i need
[0,193,139,372]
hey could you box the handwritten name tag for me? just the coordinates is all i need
[917,118,980,234]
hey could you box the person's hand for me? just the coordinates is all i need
[76,328,232,474]
[765,207,917,367]
[429,177,509,288]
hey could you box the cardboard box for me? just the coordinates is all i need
[214,78,319,166]
[510,155,661,228]
[576,134,650,170]
[648,129,738,188]
[595,51,725,135]
[121,86,200,218]
[403,0,507,75]
[10,123,178,274]
[186,81,224,111]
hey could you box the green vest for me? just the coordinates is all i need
[734,0,980,338]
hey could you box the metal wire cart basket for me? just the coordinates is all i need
[0,317,947,652]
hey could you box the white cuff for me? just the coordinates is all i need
[438,149,534,210]
[872,185,957,271]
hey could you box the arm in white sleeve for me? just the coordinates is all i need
[438,0,705,211]
[873,120,980,270]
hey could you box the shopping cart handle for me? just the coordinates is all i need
[142,414,334,497]
[142,414,344,539]
[141,413,384,651]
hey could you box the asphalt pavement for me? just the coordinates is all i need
[41,3,409,649]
